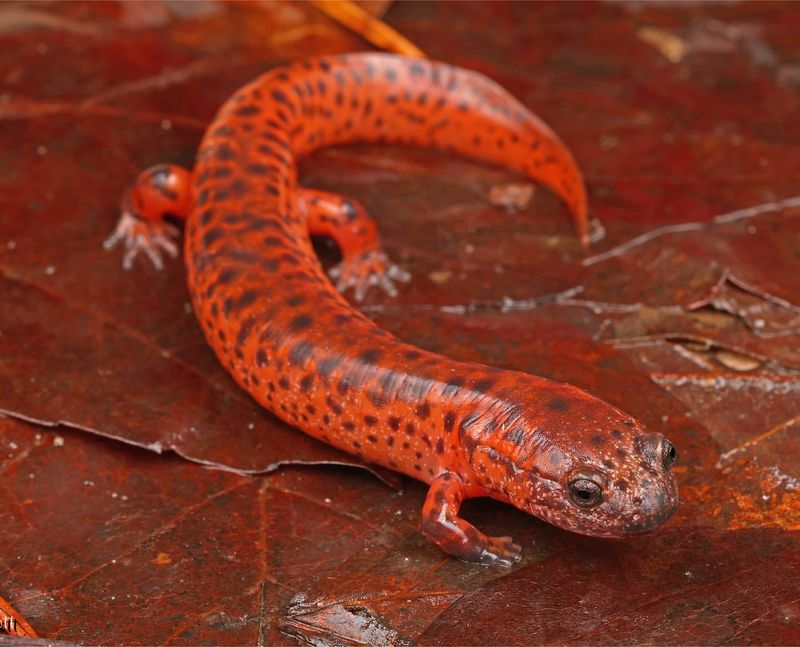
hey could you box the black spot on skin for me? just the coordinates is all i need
[442,377,464,397]
[287,294,305,307]
[443,412,455,432]
[364,415,378,426]
[333,313,352,326]
[306,404,316,414]
[245,163,271,176]
[236,317,256,346]
[415,452,422,460]
[359,348,382,363]
[421,433,432,448]
[289,314,312,331]
[473,378,495,394]
[202,228,224,247]
[280,252,301,267]
[405,423,415,436]
[548,397,568,411]
[616,479,629,492]
[366,434,378,444]
[415,403,431,419]
[231,289,258,312]
[337,379,350,396]
[504,427,525,446]
[368,389,389,408]
[299,374,314,391]
[343,421,355,431]
[435,438,445,454]
[387,437,394,448]
[216,268,239,285]
[591,435,605,446]
[216,145,236,161]
[235,105,260,116]
[288,341,313,365]
[612,428,623,439]
[278,376,290,389]
[271,89,289,105]
[388,416,401,431]
[317,355,342,377]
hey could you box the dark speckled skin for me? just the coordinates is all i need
[112,54,678,566]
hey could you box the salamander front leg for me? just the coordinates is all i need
[296,188,410,301]
[421,472,523,567]
[104,164,192,270]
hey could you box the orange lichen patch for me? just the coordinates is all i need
[728,491,800,531]
[681,459,800,531]
[679,483,725,521]
[726,465,800,531]
[153,552,173,565]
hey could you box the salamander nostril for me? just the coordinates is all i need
[662,439,677,469]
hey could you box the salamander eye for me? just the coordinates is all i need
[662,439,677,469]
[568,478,604,508]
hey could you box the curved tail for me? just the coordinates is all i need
[209,53,589,245]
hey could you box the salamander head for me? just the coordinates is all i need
[465,385,679,538]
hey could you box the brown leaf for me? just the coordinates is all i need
[1,1,799,644]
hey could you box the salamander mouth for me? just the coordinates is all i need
[526,484,679,538]
[621,491,679,535]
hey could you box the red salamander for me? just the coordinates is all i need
[107,53,678,566]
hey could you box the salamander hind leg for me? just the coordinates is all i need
[104,164,192,270]
[297,187,410,301]
[421,472,522,567]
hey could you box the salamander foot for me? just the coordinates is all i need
[104,211,179,270]
[476,535,523,567]
[328,249,410,301]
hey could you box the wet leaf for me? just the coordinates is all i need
[1,1,799,645]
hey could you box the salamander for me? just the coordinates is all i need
[106,53,678,566]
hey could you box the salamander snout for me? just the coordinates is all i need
[615,431,679,535]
